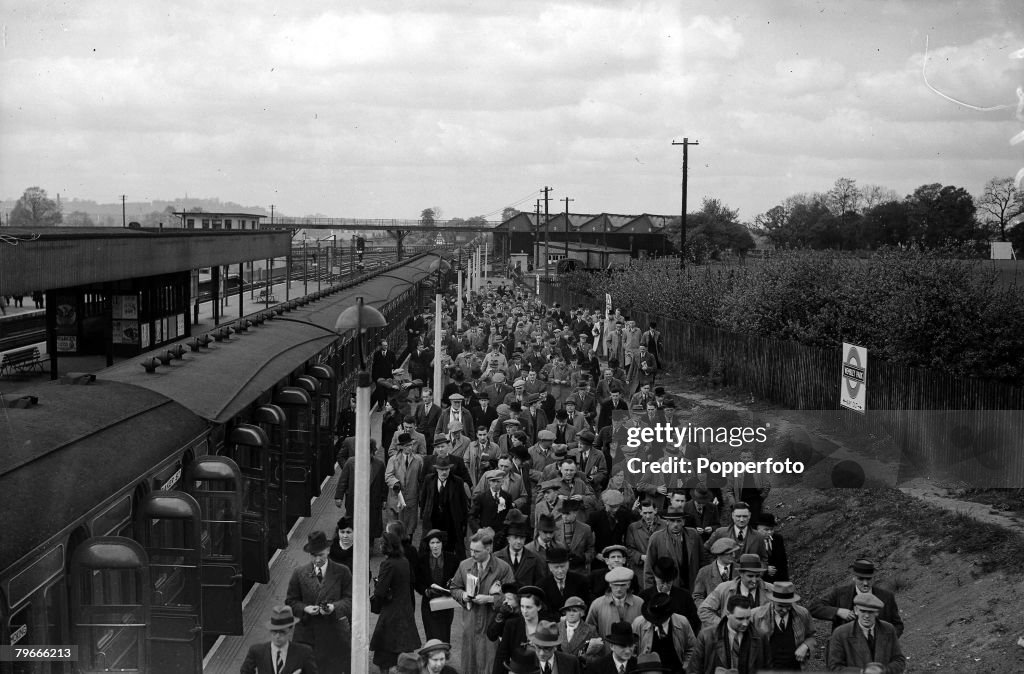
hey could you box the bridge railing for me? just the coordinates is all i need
[268,216,502,228]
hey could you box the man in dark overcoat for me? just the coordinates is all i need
[286,531,353,674]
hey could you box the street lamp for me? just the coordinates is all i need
[333,297,387,674]
[427,256,452,399]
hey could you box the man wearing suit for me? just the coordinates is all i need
[643,506,708,593]
[584,621,637,674]
[554,499,595,574]
[568,381,598,421]
[414,389,443,444]
[596,388,629,429]
[691,538,739,607]
[827,593,906,674]
[639,558,701,637]
[240,605,318,674]
[640,322,663,370]
[624,501,663,583]
[470,392,499,433]
[754,512,789,583]
[496,518,548,587]
[682,488,720,542]
[631,592,697,673]
[688,595,771,674]
[421,433,473,488]
[704,502,769,566]
[370,340,397,409]
[809,558,904,638]
[571,432,609,492]
[418,452,470,555]
[469,469,514,552]
[697,554,773,629]
[285,532,353,674]
[384,434,425,539]
[539,546,591,618]
[531,621,583,674]
[435,393,475,439]
[547,411,578,448]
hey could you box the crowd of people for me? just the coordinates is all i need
[247,278,907,674]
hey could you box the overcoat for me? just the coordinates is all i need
[369,556,421,657]
[285,560,353,674]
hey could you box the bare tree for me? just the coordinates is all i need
[977,176,1024,240]
[861,184,900,209]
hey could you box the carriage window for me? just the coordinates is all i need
[92,495,132,536]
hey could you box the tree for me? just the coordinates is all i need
[420,208,437,227]
[861,184,900,210]
[686,198,755,260]
[861,200,912,248]
[501,207,521,222]
[906,183,979,248]
[64,211,96,227]
[977,177,1024,241]
[826,177,862,222]
[9,186,62,227]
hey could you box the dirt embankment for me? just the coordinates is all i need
[773,486,1024,673]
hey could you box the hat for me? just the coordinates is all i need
[505,647,541,674]
[525,393,541,405]
[551,445,568,458]
[513,379,526,387]
[601,490,624,506]
[756,513,777,528]
[560,596,587,613]
[265,605,298,630]
[517,585,547,604]
[397,432,413,446]
[611,410,629,421]
[537,514,557,533]
[538,429,556,441]
[641,593,675,625]
[577,429,595,445]
[709,538,740,555]
[477,391,491,400]
[632,653,672,673]
[423,528,448,543]
[503,417,521,426]
[851,559,876,577]
[529,621,561,648]
[559,499,582,513]
[394,652,421,674]
[485,469,505,481]
[602,544,628,558]
[605,566,634,584]
[492,372,506,383]
[496,403,511,416]
[540,478,562,492]
[770,581,801,604]
[652,556,679,581]
[434,454,453,469]
[554,410,568,420]
[447,421,463,432]
[736,554,767,573]
[564,398,577,406]
[303,531,330,554]
[654,386,665,396]
[661,505,686,520]
[501,581,522,594]
[853,593,885,610]
[449,392,465,402]
[604,621,637,646]
[504,508,528,526]
[417,639,451,657]
[433,433,450,447]
[632,403,646,412]
[545,546,570,564]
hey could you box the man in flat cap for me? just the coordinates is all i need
[625,500,664,582]
[589,489,637,572]
[470,469,514,551]
[435,392,474,439]
[827,593,906,674]
[809,558,904,638]
[692,538,740,607]
[586,566,644,636]
[643,505,708,594]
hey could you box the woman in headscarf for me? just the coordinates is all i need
[370,532,421,671]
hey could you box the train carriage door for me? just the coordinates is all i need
[70,537,150,674]
[183,457,244,635]
[225,424,272,583]
[274,387,314,517]
[133,492,203,674]
[294,375,324,495]
[309,364,338,485]
[254,404,290,549]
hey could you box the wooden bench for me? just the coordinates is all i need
[256,290,277,304]
[0,347,44,377]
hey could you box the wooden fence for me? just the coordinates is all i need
[541,281,1024,488]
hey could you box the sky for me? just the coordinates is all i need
[1,0,1022,222]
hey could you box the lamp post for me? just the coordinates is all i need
[333,298,388,674]
[428,257,451,399]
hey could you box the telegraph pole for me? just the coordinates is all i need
[671,138,699,271]
[541,186,552,278]
[121,195,126,228]
[534,200,542,272]
[561,196,574,257]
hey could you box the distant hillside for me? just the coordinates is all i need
[0,195,270,227]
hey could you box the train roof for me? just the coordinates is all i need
[0,379,209,572]
[100,254,446,423]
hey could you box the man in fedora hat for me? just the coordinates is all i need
[505,646,542,674]
[555,498,595,574]
[827,593,906,673]
[640,557,701,636]
[632,591,697,672]
[643,504,708,593]
[809,558,904,638]
[385,433,425,539]
[496,512,547,586]
[285,531,353,674]
[418,451,470,555]
[585,621,637,674]
[240,605,317,674]
[540,547,592,620]
[750,581,815,670]
[689,595,771,674]
[753,513,788,583]
[683,488,720,542]
[698,554,772,629]
[692,539,740,607]
[530,620,583,674]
